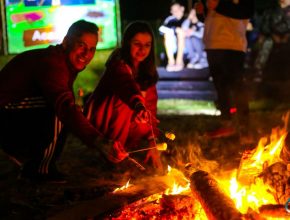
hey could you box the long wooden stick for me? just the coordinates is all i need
[128,146,158,154]
[127,156,146,171]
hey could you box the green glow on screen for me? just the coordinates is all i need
[5,0,119,54]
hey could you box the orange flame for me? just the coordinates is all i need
[164,165,190,195]
[113,179,132,193]
[219,128,288,215]
[111,126,288,219]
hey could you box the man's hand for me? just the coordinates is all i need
[100,139,128,163]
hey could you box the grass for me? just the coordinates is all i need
[157,99,218,115]
[157,99,290,116]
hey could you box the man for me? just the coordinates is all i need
[0,20,127,183]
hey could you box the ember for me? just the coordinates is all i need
[107,193,206,220]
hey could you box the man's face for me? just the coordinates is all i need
[68,33,98,71]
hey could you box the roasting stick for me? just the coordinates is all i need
[146,113,176,141]
[126,111,158,171]
[128,147,157,154]
[126,112,173,154]
[127,156,146,171]
[126,112,174,169]
[128,143,167,154]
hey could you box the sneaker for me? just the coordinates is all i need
[193,62,209,69]
[174,64,184,72]
[186,63,195,69]
[166,64,176,72]
[20,165,67,184]
[205,127,236,139]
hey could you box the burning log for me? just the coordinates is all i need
[236,137,269,185]
[190,170,243,220]
[280,132,290,163]
[259,162,290,204]
[259,204,289,218]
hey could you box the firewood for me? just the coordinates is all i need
[190,170,243,220]
[237,145,267,185]
[258,162,289,204]
[259,204,289,218]
[280,132,290,163]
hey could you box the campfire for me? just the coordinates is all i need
[105,115,290,220]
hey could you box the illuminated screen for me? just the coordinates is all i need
[5,0,119,54]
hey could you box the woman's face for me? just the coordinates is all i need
[130,32,152,66]
[189,9,197,21]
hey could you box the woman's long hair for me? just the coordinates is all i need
[107,21,159,90]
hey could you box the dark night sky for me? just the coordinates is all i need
[119,0,188,20]
[119,0,278,20]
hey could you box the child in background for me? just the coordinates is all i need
[182,8,208,69]
[159,2,186,72]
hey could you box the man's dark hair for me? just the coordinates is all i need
[66,20,99,40]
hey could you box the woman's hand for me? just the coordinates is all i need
[144,140,163,171]
[134,109,150,124]
[133,102,150,124]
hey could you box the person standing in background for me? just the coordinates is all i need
[196,0,255,138]
[258,0,290,83]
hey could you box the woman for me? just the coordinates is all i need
[196,0,254,138]
[85,21,162,170]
